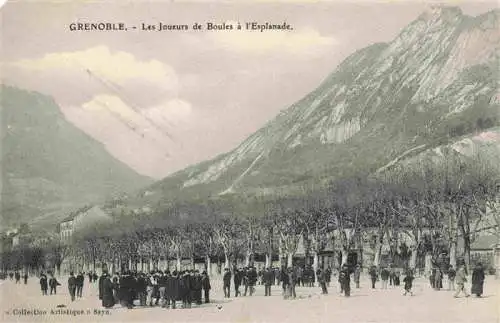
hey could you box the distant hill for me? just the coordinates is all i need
[1,86,153,227]
[124,7,499,211]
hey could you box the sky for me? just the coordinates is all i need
[1,0,497,179]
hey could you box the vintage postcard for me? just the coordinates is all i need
[1,0,499,322]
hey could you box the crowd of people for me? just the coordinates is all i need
[2,261,488,309]
[98,269,212,309]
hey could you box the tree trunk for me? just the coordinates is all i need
[287,252,294,268]
[341,249,348,266]
[190,255,195,270]
[224,253,230,270]
[424,252,432,276]
[205,255,212,275]
[449,241,457,269]
[245,251,251,267]
[463,235,471,273]
[409,246,418,270]
[312,252,319,285]
[265,254,271,269]
[176,254,182,271]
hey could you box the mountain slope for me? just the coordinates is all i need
[1,86,153,226]
[130,7,500,208]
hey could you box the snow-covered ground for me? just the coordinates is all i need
[1,275,498,323]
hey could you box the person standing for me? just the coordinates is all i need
[369,266,378,289]
[76,272,84,298]
[136,272,147,306]
[158,271,167,307]
[15,271,20,284]
[454,264,470,298]
[288,268,297,299]
[318,268,328,295]
[234,268,242,297]
[49,274,60,295]
[264,268,273,296]
[223,268,231,298]
[23,272,28,285]
[380,267,390,289]
[88,272,93,283]
[281,268,290,299]
[434,268,443,291]
[39,273,48,295]
[242,268,250,296]
[325,267,332,287]
[339,264,351,297]
[403,270,414,296]
[146,272,156,306]
[68,272,77,302]
[447,266,456,291]
[201,271,211,304]
[166,271,179,309]
[248,267,257,296]
[353,265,361,289]
[471,263,485,297]
[101,273,115,309]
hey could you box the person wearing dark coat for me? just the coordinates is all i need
[233,269,242,297]
[68,272,77,302]
[192,270,203,305]
[471,263,485,297]
[223,268,231,298]
[281,268,290,299]
[39,273,48,295]
[15,272,20,284]
[353,265,361,288]
[136,273,148,306]
[430,268,436,289]
[119,271,135,309]
[101,273,115,308]
[167,271,179,309]
[76,272,84,298]
[247,267,257,296]
[403,270,414,296]
[317,269,327,294]
[23,273,28,284]
[325,267,332,287]
[201,271,211,303]
[88,272,93,283]
[434,268,443,291]
[339,265,351,297]
[369,266,378,289]
[180,271,192,308]
[49,275,60,295]
[93,272,98,282]
[263,268,273,296]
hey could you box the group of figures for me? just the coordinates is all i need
[429,263,486,298]
[7,271,28,284]
[98,269,211,309]
[221,266,334,299]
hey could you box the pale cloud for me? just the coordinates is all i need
[207,25,336,55]
[8,46,179,92]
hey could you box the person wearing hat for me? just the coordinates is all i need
[353,264,361,288]
[471,263,485,297]
[68,272,77,302]
[201,270,211,303]
[223,268,231,298]
[101,272,116,308]
[339,264,351,297]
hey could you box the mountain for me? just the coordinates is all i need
[1,86,153,227]
[127,7,499,209]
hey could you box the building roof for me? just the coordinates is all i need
[470,235,498,250]
[61,205,94,223]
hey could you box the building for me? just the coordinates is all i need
[59,205,112,243]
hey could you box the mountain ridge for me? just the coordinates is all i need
[1,85,153,227]
[126,7,498,210]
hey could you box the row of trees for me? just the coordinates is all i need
[2,152,498,276]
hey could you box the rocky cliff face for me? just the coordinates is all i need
[137,7,499,205]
